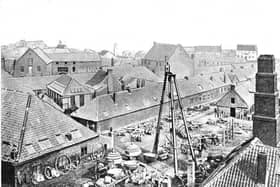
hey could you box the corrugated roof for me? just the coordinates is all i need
[202,137,280,187]
[1,89,98,163]
[237,45,257,51]
[144,42,178,61]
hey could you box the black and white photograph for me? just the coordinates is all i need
[1,0,280,186]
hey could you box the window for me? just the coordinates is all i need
[28,58,33,66]
[80,94,84,106]
[55,134,65,144]
[91,92,96,99]
[81,145,87,156]
[65,62,67,64]
[38,138,52,150]
[25,144,36,155]
[73,61,76,64]
[37,66,41,71]
[72,67,76,72]
[20,66,24,72]
[56,62,59,65]
[70,95,75,106]
[231,98,235,104]
[58,67,68,73]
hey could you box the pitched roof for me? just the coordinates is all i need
[86,65,161,90]
[215,86,249,109]
[2,73,95,94]
[31,48,101,64]
[1,89,98,163]
[47,74,91,96]
[144,42,178,61]
[237,44,257,51]
[202,137,280,187]
[72,76,229,122]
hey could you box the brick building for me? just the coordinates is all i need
[1,89,105,186]
[253,55,280,147]
[142,42,195,79]
[13,47,101,77]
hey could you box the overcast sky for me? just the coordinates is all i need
[0,0,279,57]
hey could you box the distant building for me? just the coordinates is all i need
[215,85,254,118]
[236,44,258,61]
[1,89,104,186]
[142,42,195,79]
[13,47,101,77]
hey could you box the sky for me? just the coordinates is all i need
[0,0,280,57]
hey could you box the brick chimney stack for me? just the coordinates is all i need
[253,55,280,147]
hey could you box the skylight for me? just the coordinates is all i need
[55,134,65,144]
[38,138,53,150]
[71,129,82,139]
[25,144,36,155]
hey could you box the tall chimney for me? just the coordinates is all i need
[256,152,268,186]
[253,55,280,147]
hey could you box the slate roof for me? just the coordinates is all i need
[215,86,249,109]
[144,42,178,61]
[202,137,280,187]
[72,76,229,122]
[1,89,98,163]
[47,74,91,96]
[237,45,257,51]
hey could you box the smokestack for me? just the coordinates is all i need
[256,152,268,186]
[253,54,280,147]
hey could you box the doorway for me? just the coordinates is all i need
[230,107,236,117]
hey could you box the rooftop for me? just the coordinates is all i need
[47,74,91,96]
[202,137,280,187]
[1,89,98,163]
[237,44,257,51]
[144,42,178,61]
[72,76,229,122]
